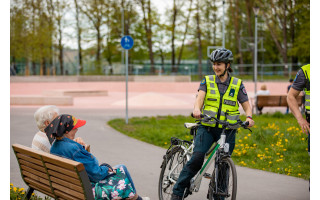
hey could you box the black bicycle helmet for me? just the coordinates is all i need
[209,48,233,63]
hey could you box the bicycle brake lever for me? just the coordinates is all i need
[244,127,252,132]
[240,121,252,132]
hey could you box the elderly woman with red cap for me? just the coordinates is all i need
[45,114,149,200]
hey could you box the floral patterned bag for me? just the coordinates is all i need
[91,166,136,200]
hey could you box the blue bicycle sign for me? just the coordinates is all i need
[121,35,134,50]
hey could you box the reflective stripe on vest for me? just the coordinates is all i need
[201,75,241,129]
[301,64,310,111]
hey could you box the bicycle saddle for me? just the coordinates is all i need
[184,123,199,129]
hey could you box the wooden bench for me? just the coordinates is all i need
[255,95,304,114]
[12,144,94,200]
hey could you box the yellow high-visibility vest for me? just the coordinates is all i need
[301,64,310,112]
[202,75,241,128]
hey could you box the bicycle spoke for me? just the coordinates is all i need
[208,157,237,200]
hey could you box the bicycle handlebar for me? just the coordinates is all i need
[191,113,251,131]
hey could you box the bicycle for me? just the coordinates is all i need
[158,113,252,200]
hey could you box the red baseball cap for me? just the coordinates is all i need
[72,116,86,129]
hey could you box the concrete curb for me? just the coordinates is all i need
[42,89,108,97]
[10,95,73,105]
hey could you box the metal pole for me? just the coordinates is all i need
[126,50,128,124]
[121,8,124,74]
[254,14,258,114]
[222,0,225,48]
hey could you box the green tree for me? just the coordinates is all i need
[79,0,108,73]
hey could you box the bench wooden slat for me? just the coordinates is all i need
[19,159,46,173]
[48,169,82,186]
[13,146,44,159]
[24,177,53,194]
[52,182,85,199]
[46,163,79,178]
[29,183,55,198]
[42,155,85,172]
[20,165,48,180]
[55,189,83,200]
[16,153,43,166]
[22,171,50,185]
[51,176,84,193]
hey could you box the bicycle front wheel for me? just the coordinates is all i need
[208,157,237,200]
[158,146,187,200]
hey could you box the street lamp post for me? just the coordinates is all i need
[253,6,259,114]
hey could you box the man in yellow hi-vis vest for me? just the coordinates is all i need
[171,48,254,200]
[287,64,310,153]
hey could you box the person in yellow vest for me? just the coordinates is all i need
[171,48,254,200]
[287,64,310,153]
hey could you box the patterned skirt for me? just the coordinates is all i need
[91,165,136,200]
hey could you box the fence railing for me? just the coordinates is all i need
[11,61,308,80]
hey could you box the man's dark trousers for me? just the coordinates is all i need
[306,113,310,153]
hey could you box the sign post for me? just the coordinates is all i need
[121,35,134,124]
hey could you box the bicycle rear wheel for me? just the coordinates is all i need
[208,157,237,200]
[158,146,187,200]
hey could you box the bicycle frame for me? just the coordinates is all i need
[191,133,228,192]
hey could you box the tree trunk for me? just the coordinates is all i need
[74,0,83,74]
[261,1,288,73]
[96,26,101,73]
[32,61,36,75]
[146,0,154,74]
[289,0,298,65]
[245,0,254,74]
[25,58,30,76]
[40,57,45,76]
[171,0,177,73]
[139,0,155,74]
[46,0,54,76]
[58,44,63,76]
[196,0,202,79]
[177,0,193,66]
[58,17,64,75]
[230,0,244,74]
[245,0,253,38]
[212,0,217,45]
[282,0,288,76]
[160,48,165,73]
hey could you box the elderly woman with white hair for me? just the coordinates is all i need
[32,105,60,152]
[32,105,87,152]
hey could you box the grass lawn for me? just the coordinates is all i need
[108,112,309,180]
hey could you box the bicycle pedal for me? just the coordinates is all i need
[203,173,212,179]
